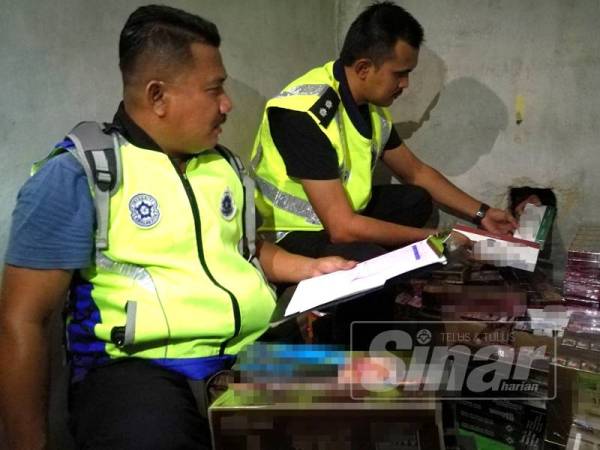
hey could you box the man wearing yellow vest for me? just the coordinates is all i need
[251,2,521,262]
[0,6,353,450]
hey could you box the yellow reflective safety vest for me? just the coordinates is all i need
[35,133,275,375]
[251,61,393,240]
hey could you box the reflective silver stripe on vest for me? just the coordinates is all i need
[276,84,330,98]
[251,142,263,170]
[377,108,392,154]
[254,177,321,225]
[95,253,156,292]
[258,231,290,243]
[259,84,330,166]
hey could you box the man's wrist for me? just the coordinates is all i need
[472,203,490,226]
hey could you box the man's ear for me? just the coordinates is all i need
[145,80,167,117]
[353,58,374,80]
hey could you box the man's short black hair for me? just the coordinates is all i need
[119,4,220,84]
[340,1,424,66]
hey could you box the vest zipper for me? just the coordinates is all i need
[170,158,242,356]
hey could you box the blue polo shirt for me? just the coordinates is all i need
[5,141,95,269]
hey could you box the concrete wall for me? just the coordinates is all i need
[0,0,336,272]
[339,0,600,279]
[5,0,597,277]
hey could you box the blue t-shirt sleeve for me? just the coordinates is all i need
[5,150,95,269]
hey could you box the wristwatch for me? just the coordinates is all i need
[473,203,490,226]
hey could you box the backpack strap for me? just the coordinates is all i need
[214,145,256,262]
[66,121,121,251]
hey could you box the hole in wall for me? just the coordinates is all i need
[509,186,557,261]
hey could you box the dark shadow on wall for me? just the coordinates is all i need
[373,45,447,185]
[219,77,267,165]
[371,46,508,229]
[395,92,441,141]
[395,77,508,227]
[397,77,509,177]
[376,77,509,187]
[372,92,441,187]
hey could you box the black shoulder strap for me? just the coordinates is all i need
[67,121,121,251]
[309,86,340,128]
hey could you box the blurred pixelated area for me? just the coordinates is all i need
[209,344,443,449]
[216,221,600,448]
[209,334,552,448]
[199,207,600,449]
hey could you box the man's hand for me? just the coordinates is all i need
[480,207,518,235]
[307,257,357,278]
[446,230,473,252]
[514,195,542,218]
[480,194,543,235]
[257,241,356,283]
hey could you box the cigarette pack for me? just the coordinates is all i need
[453,205,555,272]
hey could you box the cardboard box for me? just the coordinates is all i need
[209,389,444,450]
[422,282,527,319]
[209,343,446,449]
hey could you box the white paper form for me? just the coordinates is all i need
[284,238,447,317]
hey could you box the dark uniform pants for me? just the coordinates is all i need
[69,359,212,450]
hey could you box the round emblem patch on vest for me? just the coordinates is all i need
[220,188,236,221]
[129,193,161,228]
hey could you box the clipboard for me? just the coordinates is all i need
[269,235,448,326]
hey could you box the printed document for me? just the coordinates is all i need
[284,238,447,317]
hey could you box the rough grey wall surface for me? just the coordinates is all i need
[0,0,336,270]
[338,0,600,280]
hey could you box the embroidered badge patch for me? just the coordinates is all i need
[129,193,160,228]
[220,188,236,220]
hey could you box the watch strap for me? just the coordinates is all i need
[473,203,490,225]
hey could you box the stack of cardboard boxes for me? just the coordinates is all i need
[563,225,600,309]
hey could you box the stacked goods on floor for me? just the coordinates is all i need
[563,224,600,309]
[456,399,546,450]
[546,308,600,448]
